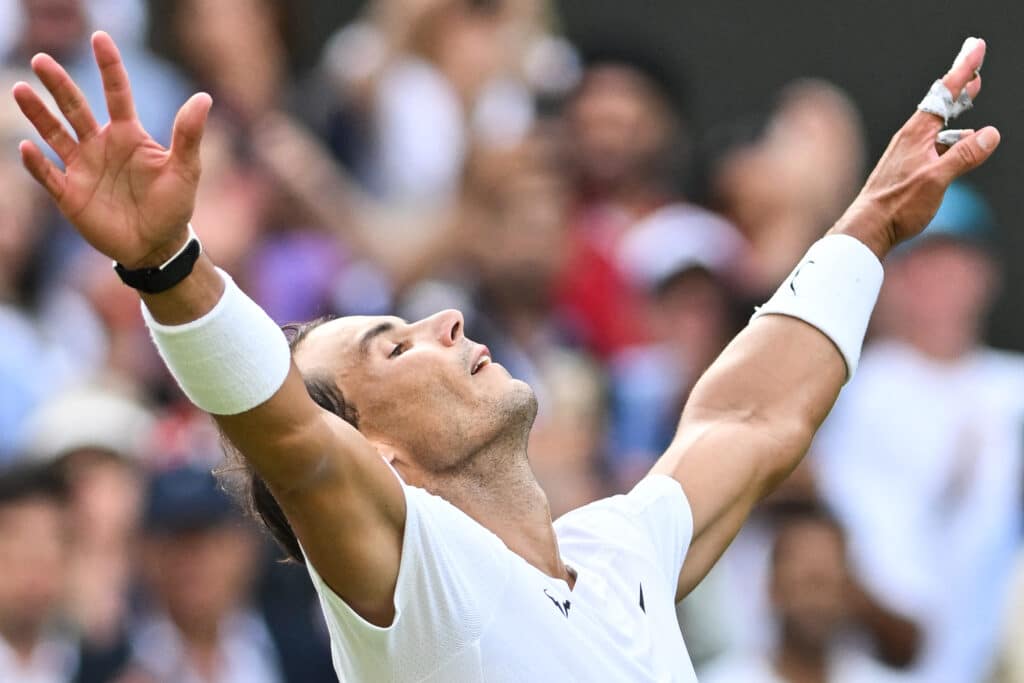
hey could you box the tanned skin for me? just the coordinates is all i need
[13,33,997,628]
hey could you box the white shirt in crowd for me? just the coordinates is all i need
[815,340,1024,683]
[130,610,283,683]
[699,649,912,683]
[305,475,697,682]
[0,632,77,683]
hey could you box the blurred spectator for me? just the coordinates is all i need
[683,465,920,672]
[20,385,153,682]
[707,79,865,296]
[7,0,189,145]
[0,144,106,460]
[557,48,742,359]
[700,505,910,683]
[0,463,74,682]
[154,0,296,125]
[607,206,746,484]
[320,0,577,208]
[814,183,1024,683]
[125,466,283,683]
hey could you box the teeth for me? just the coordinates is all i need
[473,356,491,374]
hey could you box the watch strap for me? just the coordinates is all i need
[113,225,203,294]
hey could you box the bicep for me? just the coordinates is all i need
[650,316,845,600]
[653,421,788,600]
[216,362,406,626]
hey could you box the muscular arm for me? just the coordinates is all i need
[142,257,405,625]
[13,33,405,626]
[652,38,1000,601]
[652,314,844,598]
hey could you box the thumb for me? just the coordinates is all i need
[170,92,213,168]
[936,125,1000,182]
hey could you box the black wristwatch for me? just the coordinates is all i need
[113,226,203,294]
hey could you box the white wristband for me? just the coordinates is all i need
[141,268,291,415]
[751,234,884,382]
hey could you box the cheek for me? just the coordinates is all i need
[368,358,471,435]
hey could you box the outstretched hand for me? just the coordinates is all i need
[835,37,1000,258]
[12,32,212,269]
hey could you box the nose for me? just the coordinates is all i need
[424,309,464,347]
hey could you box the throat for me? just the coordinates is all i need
[428,452,572,587]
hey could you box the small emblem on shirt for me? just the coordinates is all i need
[543,589,571,618]
[639,582,646,614]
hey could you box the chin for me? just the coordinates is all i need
[500,379,539,431]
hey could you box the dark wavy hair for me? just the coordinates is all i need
[215,316,358,564]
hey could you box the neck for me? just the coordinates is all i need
[426,438,573,587]
[177,618,222,680]
[0,621,43,663]
[897,324,977,362]
[774,636,829,683]
[581,177,667,216]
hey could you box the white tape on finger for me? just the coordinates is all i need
[952,36,982,71]
[919,37,984,124]
[937,129,971,147]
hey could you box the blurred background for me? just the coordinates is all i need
[0,0,1022,681]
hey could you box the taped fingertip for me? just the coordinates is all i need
[937,129,971,147]
[952,36,982,70]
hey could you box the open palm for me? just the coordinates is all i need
[12,32,212,268]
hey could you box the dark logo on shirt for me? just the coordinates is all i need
[543,589,571,618]
[639,582,646,614]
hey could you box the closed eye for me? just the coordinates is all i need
[389,342,408,359]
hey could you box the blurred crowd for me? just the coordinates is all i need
[0,1,1022,682]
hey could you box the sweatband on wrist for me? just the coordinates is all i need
[141,268,291,415]
[750,234,884,382]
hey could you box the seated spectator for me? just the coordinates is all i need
[21,385,153,682]
[607,205,746,485]
[0,147,106,460]
[0,463,75,682]
[558,47,741,358]
[125,466,283,683]
[700,506,910,683]
[814,182,1024,683]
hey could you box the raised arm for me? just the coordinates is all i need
[12,32,405,626]
[651,38,1000,600]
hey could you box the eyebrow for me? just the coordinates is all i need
[359,321,396,357]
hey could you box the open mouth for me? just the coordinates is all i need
[472,355,492,375]
[471,345,492,375]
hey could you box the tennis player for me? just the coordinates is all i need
[12,32,997,682]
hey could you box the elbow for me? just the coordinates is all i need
[680,408,819,495]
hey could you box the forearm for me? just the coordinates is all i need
[683,205,889,450]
